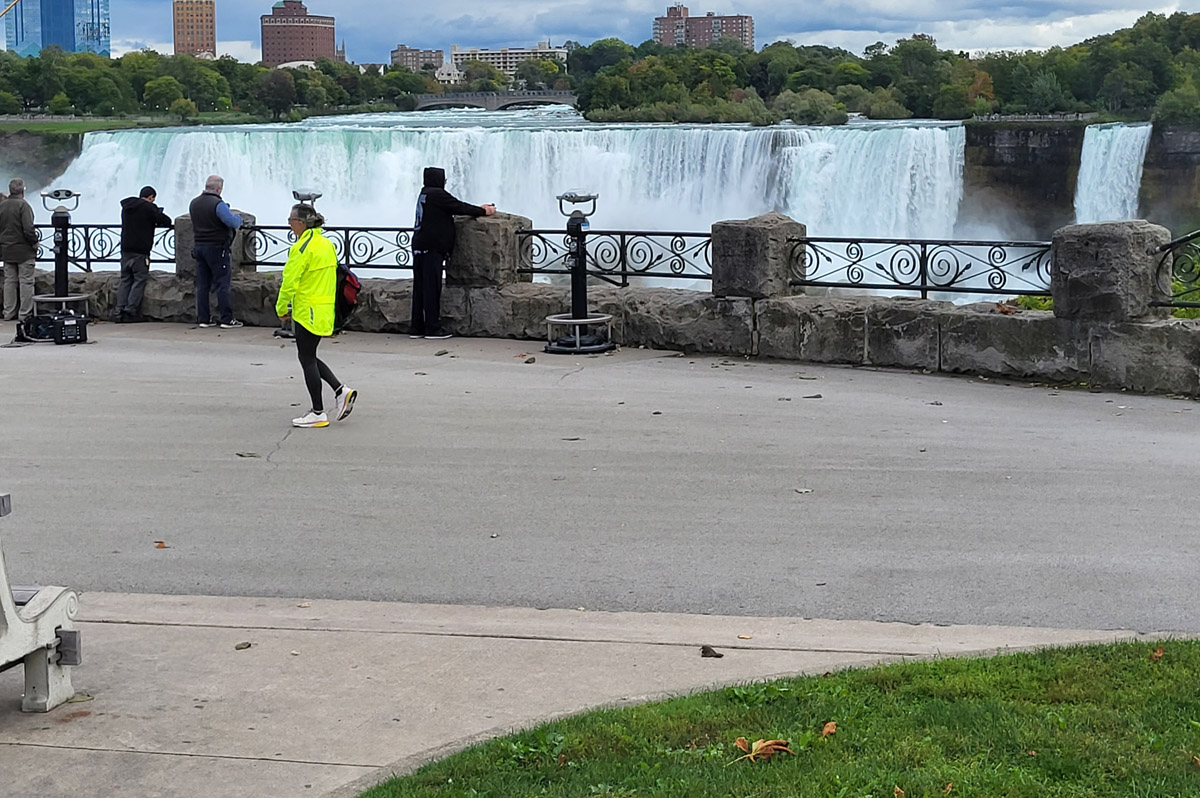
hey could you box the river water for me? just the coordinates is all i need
[42,107,1152,247]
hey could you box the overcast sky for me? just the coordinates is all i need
[110,1,1182,62]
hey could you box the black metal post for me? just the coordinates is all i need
[52,206,70,298]
[568,210,588,323]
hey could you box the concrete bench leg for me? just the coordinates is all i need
[22,645,74,712]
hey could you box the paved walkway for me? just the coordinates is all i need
[0,324,1195,797]
[0,594,1147,798]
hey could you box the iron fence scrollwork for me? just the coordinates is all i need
[788,237,1053,298]
[1151,230,1200,308]
[518,229,712,286]
[246,226,414,272]
[33,223,176,272]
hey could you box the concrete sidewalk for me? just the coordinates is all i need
[0,593,1151,798]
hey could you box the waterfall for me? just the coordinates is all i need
[50,111,968,238]
[1074,123,1152,224]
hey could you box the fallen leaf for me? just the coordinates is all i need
[803,394,823,400]
[1193,755,1200,769]
[250,363,264,366]
[727,737,794,765]
[895,787,906,798]
[652,411,663,415]
[738,635,753,640]
[795,488,814,495]
[414,372,427,376]
[944,784,954,794]
[234,642,252,651]
[525,357,537,364]
[562,437,584,442]
[927,401,943,406]
[154,541,170,549]
[700,645,724,659]
[66,693,94,704]
[435,350,449,357]
[297,602,311,609]
[995,303,1016,315]
[490,533,499,539]
[1151,647,1165,661]
[290,651,300,657]
[235,452,261,459]
[1026,750,1038,757]
[822,721,837,738]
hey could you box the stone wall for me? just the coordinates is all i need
[24,213,1200,398]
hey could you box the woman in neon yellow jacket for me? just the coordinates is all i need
[276,203,357,428]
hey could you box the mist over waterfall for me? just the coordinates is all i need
[1074,123,1152,224]
[51,109,968,238]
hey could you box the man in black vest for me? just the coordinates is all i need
[189,175,243,329]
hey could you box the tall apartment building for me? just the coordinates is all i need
[261,0,336,68]
[652,4,754,50]
[391,44,444,72]
[4,0,110,58]
[449,42,568,77]
[173,0,216,57]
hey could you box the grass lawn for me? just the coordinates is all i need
[362,640,1200,797]
[0,112,265,134]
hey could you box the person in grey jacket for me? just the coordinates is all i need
[0,179,39,323]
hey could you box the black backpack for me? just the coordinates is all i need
[334,265,361,333]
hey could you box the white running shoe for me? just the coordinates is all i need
[335,387,358,421]
[292,411,329,428]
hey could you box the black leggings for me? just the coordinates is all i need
[295,322,340,413]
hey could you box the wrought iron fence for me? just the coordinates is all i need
[519,229,712,286]
[247,226,414,272]
[1151,230,1200,308]
[789,237,1053,298]
[32,224,176,272]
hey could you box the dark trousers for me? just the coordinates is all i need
[411,250,447,335]
[194,244,233,324]
[115,252,150,317]
[295,322,340,414]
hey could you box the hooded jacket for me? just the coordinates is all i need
[275,227,337,337]
[120,196,173,256]
[412,167,486,256]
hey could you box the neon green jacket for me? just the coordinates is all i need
[276,227,337,336]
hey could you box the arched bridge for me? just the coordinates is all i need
[413,90,579,112]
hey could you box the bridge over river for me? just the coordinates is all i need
[413,90,579,111]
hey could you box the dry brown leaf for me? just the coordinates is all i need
[154,541,169,549]
[726,738,794,765]
[1026,750,1038,757]
[944,784,954,794]
[895,787,906,798]
[1150,647,1165,661]
[1193,755,1200,769]
[822,721,837,738]
[995,303,1017,315]
[738,635,753,640]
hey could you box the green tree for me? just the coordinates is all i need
[0,91,21,114]
[143,75,185,111]
[255,70,297,119]
[47,92,73,115]
[1027,70,1070,112]
[1099,62,1156,112]
[1153,78,1200,124]
[774,88,848,125]
[169,97,198,121]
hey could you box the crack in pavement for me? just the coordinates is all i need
[266,428,294,466]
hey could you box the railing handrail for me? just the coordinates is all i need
[520,229,710,237]
[1156,229,1200,253]
[793,235,1052,248]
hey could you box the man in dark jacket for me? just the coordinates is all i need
[189,174,243,329]
[0,178,39,324]
[114,186,172,323]
[410,167,495,339]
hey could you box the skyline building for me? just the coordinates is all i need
[652,4,754,50]
[449,42,567,78]
[261,0,336,68]
[173,0,216,57]
[5,0,111,58]
[391,44,443,72]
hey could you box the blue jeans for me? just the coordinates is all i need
[194,245,232,324]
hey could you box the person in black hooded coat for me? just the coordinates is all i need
[115,186,172,322]
[410,167,495,339]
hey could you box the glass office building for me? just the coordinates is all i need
[5,0,111,58]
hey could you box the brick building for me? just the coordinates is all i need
[173,0,216,57]
[652,4,754,50]
[391,44,443,72]
[260,0,335,68]
[449,42,567,77]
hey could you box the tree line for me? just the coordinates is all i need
[0,46,570,122]
[565,11,1200,125]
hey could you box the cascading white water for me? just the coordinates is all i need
[50,109,968,239]
[1074,122,1152,224]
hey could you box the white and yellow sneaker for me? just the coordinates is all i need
[292,411,329,428]
[335,387,358,421]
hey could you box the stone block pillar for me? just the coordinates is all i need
[174,210,258,281]
[1051,220,1172,322]
[446,212,533,288]
[711,212,806,299]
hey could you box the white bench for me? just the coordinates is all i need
[0,493,81,712]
